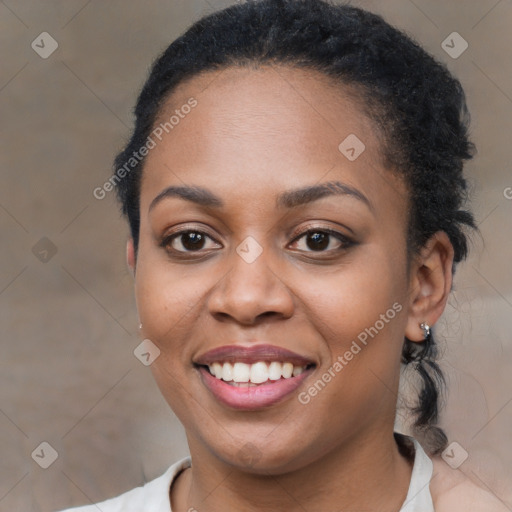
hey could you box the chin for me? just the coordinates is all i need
[207,436,318,476]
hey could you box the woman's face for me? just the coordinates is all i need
[131,65,418,473]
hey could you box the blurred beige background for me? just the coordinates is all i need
[0,1,511,510]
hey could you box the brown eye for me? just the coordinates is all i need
[162,230,221,254]
[305,231,330,251]
[179,231,206,251]
[289,228,354,253]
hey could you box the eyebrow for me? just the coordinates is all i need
[148,180,373,213]
[276,180,373,212]
[149,185,222,212]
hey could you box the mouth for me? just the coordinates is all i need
[193,344,317,410]
[198,360,316,385]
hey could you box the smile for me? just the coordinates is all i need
[193,344,317,409]
[206,361,311,385]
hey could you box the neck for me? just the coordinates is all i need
[172,428,414,512]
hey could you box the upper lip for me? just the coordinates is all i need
[194,344,316,367]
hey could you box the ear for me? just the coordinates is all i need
[405,231,454,342]
[126,237,136,276]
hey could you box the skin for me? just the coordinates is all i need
[125,65,502,511]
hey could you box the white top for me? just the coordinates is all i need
[58,436,434,512]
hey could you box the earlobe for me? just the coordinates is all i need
[126,238,136,275]
[405,231,454,342]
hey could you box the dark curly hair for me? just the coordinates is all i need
[113,0,476,454]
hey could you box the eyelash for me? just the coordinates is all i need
[289,227,355,253]
[160,225,355,258]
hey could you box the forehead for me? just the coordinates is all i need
[140,64,407,215]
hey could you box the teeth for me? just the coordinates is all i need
[222,362,233,382]
[292,365,304,377]
[250,361,269,384]
[268,361,282,380]
[282,362,293,379]
[233,362,250,383]
[212,362,223,379]
[207,361,308,384]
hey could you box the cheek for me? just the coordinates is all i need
[298,245,408,414]
[304,249,406,344]
[134,255,207,410]
[293,269,406,430]
[135,248,202,339]
[134,273,192,393]
[133,249,222,378]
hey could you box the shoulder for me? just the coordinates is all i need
[56,481,152,512]
[429,455,509,512]
[56,456,192,512]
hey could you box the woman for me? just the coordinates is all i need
[60,0,508,510]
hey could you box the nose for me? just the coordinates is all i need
[207,246,295,326]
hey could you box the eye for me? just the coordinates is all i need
[288,228,354,253]
[161,229,221,254]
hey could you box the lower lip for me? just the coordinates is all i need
[197,366,314,410]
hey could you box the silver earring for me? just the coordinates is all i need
[139,323,143,330]
[420,322,430,340]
